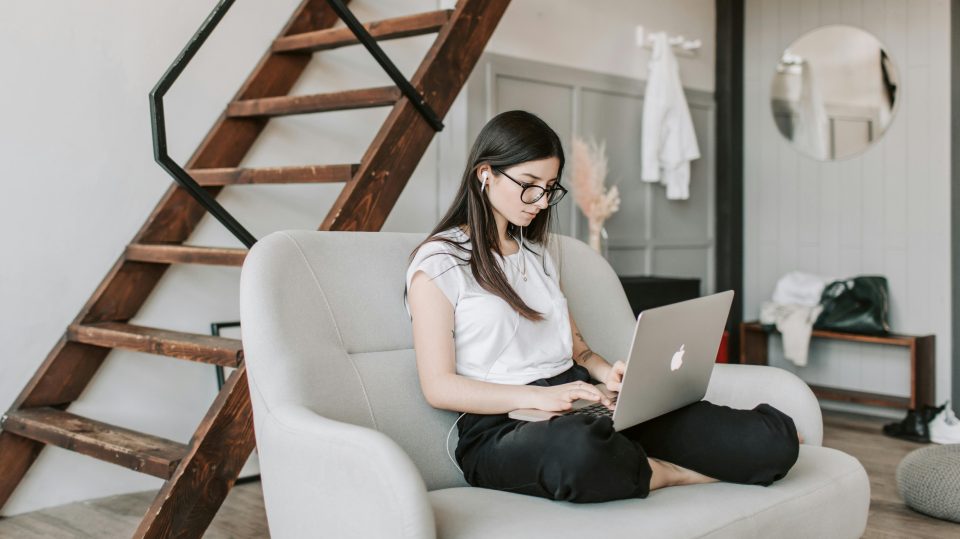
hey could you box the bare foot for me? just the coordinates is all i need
[648,458,718,492]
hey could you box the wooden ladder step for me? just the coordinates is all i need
[125,244,248,267]
[227,86,401,118]
[188,164,359,186]
[1,407,188,479]
[272,9,453,53]
[67,322,244,367]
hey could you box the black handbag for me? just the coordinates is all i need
[814,276,891,335]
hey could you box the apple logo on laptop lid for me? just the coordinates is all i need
[670,344,685,371]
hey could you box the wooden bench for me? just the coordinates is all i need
[739,322,935,410]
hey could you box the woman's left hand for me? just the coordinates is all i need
[602,360,626,393]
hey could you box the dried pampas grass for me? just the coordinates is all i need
[571,136,620,252]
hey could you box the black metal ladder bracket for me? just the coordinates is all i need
[323,0,445,132]
[149,0,257,249]
[148,0,448,249]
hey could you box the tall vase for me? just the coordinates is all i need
[588,219,603,253]
[600,225,609,260]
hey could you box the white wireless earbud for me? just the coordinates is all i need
[481,172,488,192]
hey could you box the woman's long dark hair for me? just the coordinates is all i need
[411,110,565,321]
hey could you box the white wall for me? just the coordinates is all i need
[744,0,951,416]
[487,0,715,92]
[0,0,714,515]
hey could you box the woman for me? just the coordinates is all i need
[405,110,799,503]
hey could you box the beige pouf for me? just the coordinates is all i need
[896,443,960,522]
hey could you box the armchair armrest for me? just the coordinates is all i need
[254,403,436,539]
[704,364,824,446]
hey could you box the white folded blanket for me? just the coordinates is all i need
[760,302,824,367]
[761,272,830,367]
[772,271,828,307]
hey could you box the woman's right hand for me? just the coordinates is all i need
[529,381,612,412]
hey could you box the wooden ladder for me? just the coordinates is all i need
[0,1,509,536]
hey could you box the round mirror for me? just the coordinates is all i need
[770,25,899,161]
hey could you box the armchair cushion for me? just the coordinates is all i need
[430,445,867,539]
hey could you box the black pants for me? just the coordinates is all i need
[455,364,800,503]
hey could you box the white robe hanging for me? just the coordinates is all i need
[641,33,701,200]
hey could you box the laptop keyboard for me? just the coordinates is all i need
[568,395,618,419]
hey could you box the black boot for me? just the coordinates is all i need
[882,403,945,443]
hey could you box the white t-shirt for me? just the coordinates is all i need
[405,227,573,385]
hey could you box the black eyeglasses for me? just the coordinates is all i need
[494,168,568,206]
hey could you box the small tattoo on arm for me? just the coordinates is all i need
[574,330,595,364]
[451,329,456,339]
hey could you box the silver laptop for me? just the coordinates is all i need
[508,290,734,431]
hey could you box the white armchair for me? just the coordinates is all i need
[239,230,869,539]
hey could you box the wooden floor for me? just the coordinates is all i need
[821,411,960,538]
[0,479,268,538]
[0,411,958,538]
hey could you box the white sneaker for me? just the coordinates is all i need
[928,400,960,444]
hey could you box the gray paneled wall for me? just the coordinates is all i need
[465,53,716,292]
[744,0,951,409]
